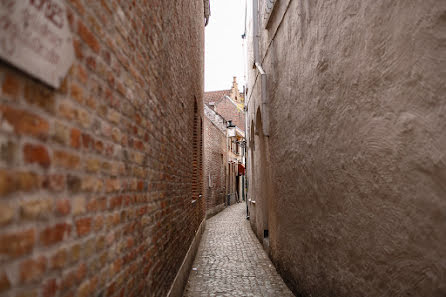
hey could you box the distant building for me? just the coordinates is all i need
[203,77,246,215]
[203,105,227,217]
[205,77,245,131]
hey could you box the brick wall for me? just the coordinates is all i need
[215,98,245,131]
[203,106,227,217]
[0,1,206,297]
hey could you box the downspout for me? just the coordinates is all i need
[243,0,249,219]
[252,0,269,136]
[204,0,210,26]
[252,0,260,66]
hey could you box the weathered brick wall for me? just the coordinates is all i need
[215,98,245,131]
[203,106,227,217]
[0,1,205,296]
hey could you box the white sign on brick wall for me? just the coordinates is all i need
[0,0,74,88]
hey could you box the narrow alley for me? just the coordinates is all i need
[0,0,444,297]
[183,203,293,297]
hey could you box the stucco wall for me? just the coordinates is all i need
[246,0,446,296]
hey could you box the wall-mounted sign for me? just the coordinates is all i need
[0,0,74,88]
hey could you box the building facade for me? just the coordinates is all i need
[246,0,446,296]
[0,1,209,296]
[203,105,227,217]
[204,77,246,212]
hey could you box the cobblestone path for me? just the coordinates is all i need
[183,203,294,297]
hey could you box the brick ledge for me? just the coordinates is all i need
[166,218,206,297]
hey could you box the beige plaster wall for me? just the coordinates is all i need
[246,0,446,296]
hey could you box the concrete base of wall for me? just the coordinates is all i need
[166,218,206,297]
[206,203,225,219]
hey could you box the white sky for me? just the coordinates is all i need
[205,0,246,92]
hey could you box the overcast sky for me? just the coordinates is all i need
[205,0,246,92]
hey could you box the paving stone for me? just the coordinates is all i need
[184,203,294,297]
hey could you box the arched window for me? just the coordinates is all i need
[192,100,203,202]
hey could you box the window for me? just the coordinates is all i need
[192,100,203,201]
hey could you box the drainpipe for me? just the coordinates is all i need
[252,0,269,136]
[204,0,210,26]
[252,0,260,66]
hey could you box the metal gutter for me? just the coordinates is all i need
[255,62,269,136]
[204,0,210,26]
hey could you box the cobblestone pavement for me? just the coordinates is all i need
[183,203,295,297]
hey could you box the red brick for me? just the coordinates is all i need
[81,176,103,192]
[20,199,52,220]
[61,271,75,291]
[58,76,69,95]
[109,196,122,209]
[81,133,93,149]
[23,144,51,168]
[86,56,96,71]
[86,96,96,110]
[87,197,107,212]
[16,289,39,297]
[42,278,58,297]
[58,103,76,121]
[69,244,81,263]
[70,129,81,149]
[19,256,46,283]
[40,223,71,246]
[0,271,11,293]
[66,7,75,30]
[0,229,35,258]
[70,83,84,104]
[75,217,92,237]
[77,280,90,297]
[76,263,87,282]
[0,169,16,197]
[56,199,71,216]
[0,105,49,138]
[67,175,82,192]
[54,150,80,169]
[72,196,86,215]
[43,174,65,192]
[94,216,103,231]
[52,121,70,145]
[73,39,83,60]
[50,248,67,269]
[2,73,21,99]
[85,158,100,173]
[76,65,88,84]
[94,140,103,153]
[0,202,14,226]
[69,0,85,15]
[78,21,100,53]
[24,81,55,113]
[17,171,41,192]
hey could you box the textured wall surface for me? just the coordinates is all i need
[203,106,227,217]
[246,0,446,296]
[215,98,245,131]
[0,1,205,296]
